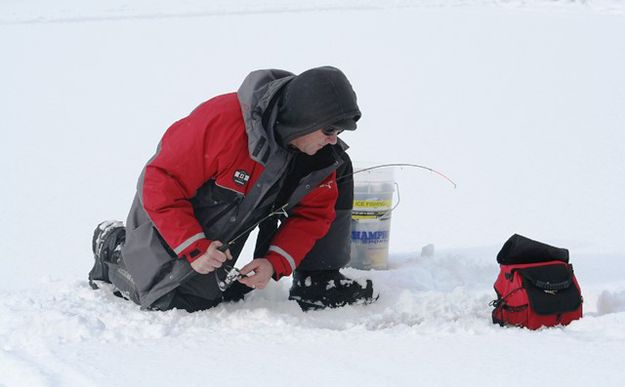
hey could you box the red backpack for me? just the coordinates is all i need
[490,234,583,330]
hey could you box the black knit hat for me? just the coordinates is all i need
[274,66,361,146]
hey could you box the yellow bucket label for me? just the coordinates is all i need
[353,199,392,208]
[352,214,378,220]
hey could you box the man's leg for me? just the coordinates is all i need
[288,153,375,310]
[295,152,354,271]
[90,219,251,312]
[254,152,376,310]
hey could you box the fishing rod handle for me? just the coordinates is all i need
[217,242,230,253]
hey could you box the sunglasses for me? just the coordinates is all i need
[322,127,343,136]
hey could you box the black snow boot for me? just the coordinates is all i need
[289,270,377,311]
[89,220,126,289]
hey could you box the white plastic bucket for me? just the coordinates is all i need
[349,167,395,270]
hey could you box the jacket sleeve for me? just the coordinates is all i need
[139,113,223,263]
[264,172,338,279]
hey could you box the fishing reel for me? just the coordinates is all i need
[216,265,247,292]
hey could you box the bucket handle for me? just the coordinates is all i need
[379,182,400,220]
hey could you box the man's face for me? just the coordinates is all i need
[289,129,339,156]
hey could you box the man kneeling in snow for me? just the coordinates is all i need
[88,66,376,312]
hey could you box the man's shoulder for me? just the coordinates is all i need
[187,92,245,134]
[194,92,241,116]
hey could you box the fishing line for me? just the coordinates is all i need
[339,163,457,189]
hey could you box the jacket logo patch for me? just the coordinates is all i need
[233,170,251,186]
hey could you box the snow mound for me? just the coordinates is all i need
[597,289,625,315]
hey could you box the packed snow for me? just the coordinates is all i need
[1,1,624,386]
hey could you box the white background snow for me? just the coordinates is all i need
[1,1,625,386]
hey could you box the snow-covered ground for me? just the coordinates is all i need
[1,1,625,386]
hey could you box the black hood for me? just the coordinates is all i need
[274,66,361,146]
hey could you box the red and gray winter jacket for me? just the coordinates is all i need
[121,69,348,307]
[141,92,338,276]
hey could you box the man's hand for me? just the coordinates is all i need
[238,258,274,289]
[190,241,232,274]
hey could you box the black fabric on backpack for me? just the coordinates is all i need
[518,264,582,315]
[497,234,569,265]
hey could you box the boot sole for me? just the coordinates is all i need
[290,292,380,312]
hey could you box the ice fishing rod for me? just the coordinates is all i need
[342,163,457,189]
